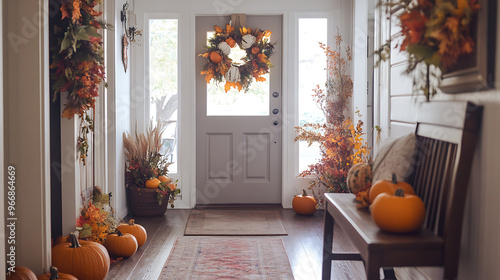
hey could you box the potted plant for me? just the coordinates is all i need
[123,121,180,216]
[294,30,369,208]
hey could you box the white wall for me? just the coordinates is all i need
[130,0,353,209]
[106,0,131,219]
[3,0,51,274]
[377,3,500,279]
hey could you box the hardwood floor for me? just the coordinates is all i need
[106,209,366,280]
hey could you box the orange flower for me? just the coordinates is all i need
[257,53,267,63]
[226,37,236,48]
[226,24,234,34]
[72,0,82,21]
[214,25,223,34]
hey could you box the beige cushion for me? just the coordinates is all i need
[372,133,417,183]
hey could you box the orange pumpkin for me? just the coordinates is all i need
[210,51,222,63]
[37,267,77,280]
[104,231,138,258]
[52,233,110,280]
[292,189,317,215]
[371,188,426,233]
[145,178,161,189]
[6,266,37,280]
[368,173,414,203]
[251,47,260,54]
[225,37,236,48]
[159,175,171,184]
[116,219,147,247]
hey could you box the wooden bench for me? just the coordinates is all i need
[322,101,483,280]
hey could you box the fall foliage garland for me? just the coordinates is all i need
[51,0,107,164]
[199,24,274,92]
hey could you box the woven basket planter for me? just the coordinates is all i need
[127,186,168,216]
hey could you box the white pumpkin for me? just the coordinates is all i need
[241,34,256,49]
[225,66,241,83]
[218,42,231,56]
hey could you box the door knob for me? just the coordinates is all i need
[272,108,279,115]
[272,92,279,98]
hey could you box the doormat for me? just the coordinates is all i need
[158,237,294,279]
[184,210,287,236]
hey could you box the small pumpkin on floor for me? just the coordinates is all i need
[52,233,110,280]
[6,266,37,280]
[104,231,138,258]
[292,189,317,215]
[37,267,77,280]
[371,188,425,233]
[116,219,147,247]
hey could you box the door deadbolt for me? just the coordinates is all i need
[273,120,279,126]
[272,108,279,115]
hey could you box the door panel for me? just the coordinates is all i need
[196,15,282,204]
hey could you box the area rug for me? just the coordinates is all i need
[158,237,294,279]
[184,210,287,236]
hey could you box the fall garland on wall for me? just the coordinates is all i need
[51,0,107,164]
[199,24,274,92]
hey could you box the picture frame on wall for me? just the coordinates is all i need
[439,0,497,94]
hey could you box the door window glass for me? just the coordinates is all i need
[298,18,327,172]
[149,19,178,173]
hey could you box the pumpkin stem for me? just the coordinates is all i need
[395,188,405,197]
[49,266,59,280]
[69,233,81,248]
[117,230,124,236]
[391,173,398,184]
[302,189,308,196]
[128,219,135,225]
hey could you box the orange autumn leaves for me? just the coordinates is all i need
[399,0,479,69]
[199,24,274,92]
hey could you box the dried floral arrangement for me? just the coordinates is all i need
[76,186,118,244]
[295,31,370,207]
[123,121,180,207]
[375,0,480,100]
[50,0,108,164]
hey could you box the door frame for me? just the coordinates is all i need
[194,15,284,205]
[133,3,343,209]
[188,12,291,207]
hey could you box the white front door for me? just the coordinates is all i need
[195,15,282,205]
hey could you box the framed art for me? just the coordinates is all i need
[440,0,497,94]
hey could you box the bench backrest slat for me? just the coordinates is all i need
[410,101,482,275]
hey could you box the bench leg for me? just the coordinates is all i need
[322,208,334,280]
[365,258,380,280]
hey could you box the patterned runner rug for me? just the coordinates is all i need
[158,237,294,279]
[184,209,287,236]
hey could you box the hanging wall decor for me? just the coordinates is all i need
[199,20,275,92]
[374,0,482,100]
[51,0,107,164]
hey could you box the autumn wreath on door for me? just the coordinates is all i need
[199,23,274,92]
